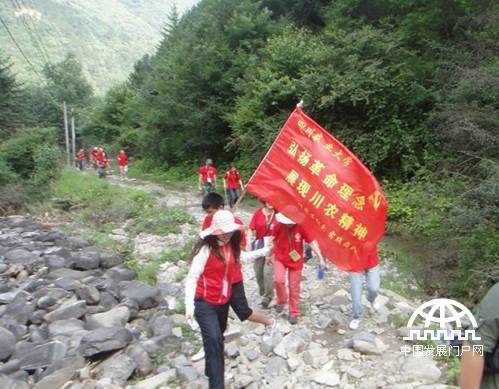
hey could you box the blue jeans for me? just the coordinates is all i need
[349,265,380,320]
[228,188,241,208]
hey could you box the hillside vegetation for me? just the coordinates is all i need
[0,0,176,93]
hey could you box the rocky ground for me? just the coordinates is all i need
[0,175,457,388]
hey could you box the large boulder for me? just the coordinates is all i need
[18,341,67,370]
[72,249,101,270]
[44,300,87,322]
[86,306,130,329]
[79,326,133,357]
[119,281,161,309]
[3,249,37,264]
[48,319,85,337]
[95,354,136,384]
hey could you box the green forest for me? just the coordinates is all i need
[1,0,498,303]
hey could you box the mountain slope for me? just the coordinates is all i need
[0,0,197,94]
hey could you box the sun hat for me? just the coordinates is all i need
[275,213,296,225]
[200,210,242,238]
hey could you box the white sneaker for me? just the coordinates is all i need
[263,319,278,342]
[349,319,361,330]
[191,347,205,362]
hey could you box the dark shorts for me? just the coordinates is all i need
[229,281,253,321]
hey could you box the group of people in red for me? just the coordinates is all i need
[189,159,381,389]
[76,147,129,179]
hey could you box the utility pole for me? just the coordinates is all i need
[71,109,76,163]
[63,101,70,166]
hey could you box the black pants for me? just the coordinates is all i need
[229,281,253,321]
[194,297,229,389]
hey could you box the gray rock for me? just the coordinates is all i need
[44,300,87,322]
[54,277,82,291]
[273,329,311,359]
[402,356,441,382]
[99,252,121,268]
[106,267,136,282]
[127,343,153,375]
[87,306,130,329]
[225,342,239,359]
[0,374,30,389]
[33,287,70,301]
[95,354,136,384]
[37,296,57,309]
[73,250,101,270]
[235,374,254,387]
[4,249,35,264]
[48,319,85,337]
[119,281,161,309]
[76,285,101,305]
[0,358,20,375]
[346,332,387,355]
[0,327,16,360]
[312,370,340,387]
[127,370,176,389]
[19,340,67,370]
[315,314,333,329]
[244,349,259,362]
[47,268,95,281]
[79,326,133,357]
[176,365,198,382]
[33,366,75,389]
[150,314,174,337]
[44,255,67,270]
[265,356,288,377]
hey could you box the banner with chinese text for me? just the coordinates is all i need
[246,107,388,272]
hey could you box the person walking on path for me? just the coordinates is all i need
[91,147,99,169]
[223,164,244,209]
[199,159,217,196]
[185,210,271,389]
[249,201,278,308]
[201,193,277,330]
[272,213,326,325]
[76,149,86,170]
[117,150,129,180]
[348,247,381,330]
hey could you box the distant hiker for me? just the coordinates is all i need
[117,150,129,180]
[249,201,278,308]
[198,159,217,196]
[272,213,325,325]
[348,247,381,330]
[185,210,272,389]
[223,164,244,209]
[97,159,106,178]
[201,193,277,331]
[91,147,99,169]
[460,280,499,389]
[77,149,86,170]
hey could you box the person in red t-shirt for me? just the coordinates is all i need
[76,149,86,170]
[117,150,129,180]
[223,164,244,209]
[272,213,326,325]
[185,210,270,389]
[348,247,381,330]
[198,159,217,196]
[91,147,99,169]
[200,194,276,333]
[249,202,278,308]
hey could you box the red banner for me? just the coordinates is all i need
[246,107,388,272]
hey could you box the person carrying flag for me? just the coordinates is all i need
[223,164,244,209]
[198,159,217,196]
[271,213,326,324]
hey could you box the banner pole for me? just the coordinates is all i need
[232,189,247,213]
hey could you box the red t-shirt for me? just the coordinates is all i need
[272,223,311,270]
[224,170,241,189]
[77,151,86,161]
[248,208,277,240]
[91,150,99,161]
[201,214,246,283]
[199,166,217,183]
[118,153,128,166]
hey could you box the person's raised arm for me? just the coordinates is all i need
[310,240,326,268]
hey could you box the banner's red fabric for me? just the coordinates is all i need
[246,107,388,272]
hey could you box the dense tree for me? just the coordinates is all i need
[0,54,24,141]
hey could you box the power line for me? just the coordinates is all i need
[0,14,42,78]
[16,0,52,63]
[9,0,51,67]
